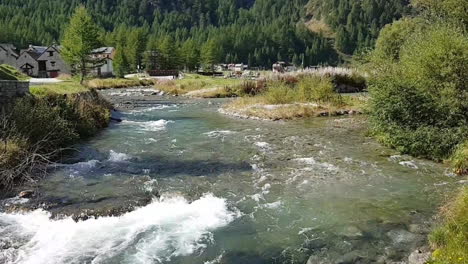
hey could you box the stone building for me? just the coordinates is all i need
[0,44,19,67]
[17,45,70,78]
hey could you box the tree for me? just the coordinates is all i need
[61,6,101,84]
[181,39,200,71]
[113,45,129,78]
[201,39,220,72]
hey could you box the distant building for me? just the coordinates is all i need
[17,45,70,78]
[272,61,296,73]
[0,44,19,67]
[90,47,115,77]
[226,63,247,72]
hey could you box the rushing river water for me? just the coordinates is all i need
[0,89,464,264]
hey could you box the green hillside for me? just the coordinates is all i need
[0,0,410,67]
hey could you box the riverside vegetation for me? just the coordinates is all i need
[364,0,468,261]
[0,90,112,192]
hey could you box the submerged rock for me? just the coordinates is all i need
[335,251,364,264]
[339,225,364,239]
[386,229,418,245]
[408,249,431,264]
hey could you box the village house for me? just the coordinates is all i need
[16,45,70,78]
[272,61,296,73]
[90,47,115,77]
[0,44,19,67]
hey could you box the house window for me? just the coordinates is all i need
[50,61,56,67]
[48,51,54,57]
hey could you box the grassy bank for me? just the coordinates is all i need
[222,75,367,120]
[0,64,29,81]
[154,74,242,96]
[30,78,154,96]
[0,90,112,191]
[429,187,468,263]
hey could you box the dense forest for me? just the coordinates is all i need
[0,0,411,69]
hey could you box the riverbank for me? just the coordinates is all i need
[0,89,112,195]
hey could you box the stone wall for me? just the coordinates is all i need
[0,80,30,108]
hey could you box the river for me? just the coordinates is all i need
[0,88,463,264]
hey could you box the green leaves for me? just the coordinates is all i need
[61,6,100,65]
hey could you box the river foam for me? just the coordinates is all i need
[122,119,174,132]
[0,194,236,264]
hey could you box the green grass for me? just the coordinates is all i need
[155,74,242,96]
[30,78,155,96]
[0,64,29,81]
[30,81,89,96]
[86,78,154,89]
[449,141,468,175]
[223,76,367,120]
[429,187,468,264]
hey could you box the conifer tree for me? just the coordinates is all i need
[61,6,101,84]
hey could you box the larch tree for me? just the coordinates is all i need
[61,6,101,84]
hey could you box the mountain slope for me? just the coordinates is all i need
[0,0,410,67]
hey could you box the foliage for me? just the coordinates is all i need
[429,187,468,264]
[368,23,468,160]
[263,83,297,104]
[449,141,468,175]
[113,45,129,78]
[61,6,101,83]
[297,75,343,104]
[0,91,111,190]
[0,64,29,81]
[154,74,241,95]
[308,0,412,55]
[86,78,154,89]
[372,18,423,61]
[30,81,89,96]
[0,0,410,68]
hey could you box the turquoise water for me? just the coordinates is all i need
[0,89,463,264]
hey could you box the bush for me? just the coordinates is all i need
[429,187,468,263]
[449,141,468,175]
[368,24,468,160]
[234,81,266,96]
[264,83,297,104]
[297,75,343,105]
[1,91,111,190]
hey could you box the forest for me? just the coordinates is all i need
[0,0,411,69]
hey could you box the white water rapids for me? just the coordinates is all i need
[0,194,237,264]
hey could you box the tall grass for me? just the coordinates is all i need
[429,187,468,263]
[0,91,111,191]
[86,78,154,89]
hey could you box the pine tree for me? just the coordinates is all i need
[113,45,129,78]
[61,6,101,84]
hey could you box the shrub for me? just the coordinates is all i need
[1,91,111,190]
[264,83,297,104]
[297,75,343,105]
[234,81,266,96]
[429,187,468,263]
[449,141,468,175]
[368,23,468,160]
